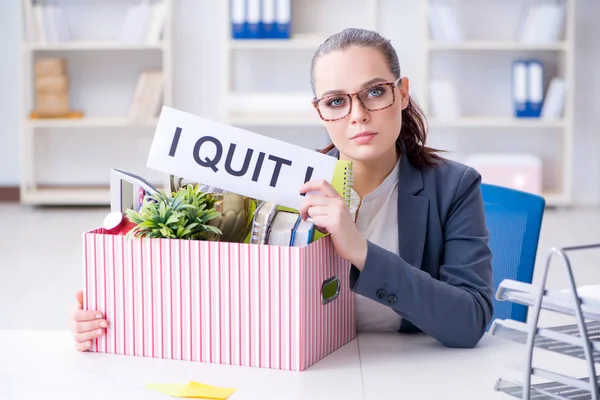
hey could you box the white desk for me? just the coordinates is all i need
[359,333,523,399]
[0,330,364,400]
[0,330,589,399]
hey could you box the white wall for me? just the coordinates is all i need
[1,0,599,204]
[0,0,20,186]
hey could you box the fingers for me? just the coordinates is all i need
[309,215,331,233]
[73,319,108,333]
[69,290,106,352]
[75,290,84,308]
[306,205,330,218]
[75,341,93,352]
[299,179,339,198]
[74,328,104,346]
[71,309,104,322]
[298,194,335,221]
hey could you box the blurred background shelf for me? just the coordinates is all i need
[24,41,166,51]
[428,117,566,129]
[20,187,110,206]
[18,0,173,206]
[229,34,326,50]
[421,0,575,206]
[26,117,159,129]
[427,40,568,51]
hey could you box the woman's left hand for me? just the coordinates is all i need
[298,179,368,270]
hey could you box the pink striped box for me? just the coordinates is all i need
[82,229,356,371]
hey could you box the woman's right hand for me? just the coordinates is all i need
[68,290,108,351]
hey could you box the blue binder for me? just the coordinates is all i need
[261,0,276,38]
[230,0,247,39]
[274,0,291,39]
[527,59,544,118]
[513,59,544,118]
[247,0,261,39]
[513,59,528,117]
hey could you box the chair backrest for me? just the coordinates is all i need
[480,183,545,326]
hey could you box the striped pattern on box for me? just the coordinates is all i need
[82,229,356,371]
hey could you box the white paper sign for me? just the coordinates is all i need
[146,106,338,210]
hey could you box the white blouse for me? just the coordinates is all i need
[348,157,403,332]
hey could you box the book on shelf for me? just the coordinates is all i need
[516,3,565,44]
[541,77,566,119]
[128,70,164,120]
[427,4,463,43]
[22,1,71,44]
[119,0,167,44]
[21,0,167,45]
[230,0,291,40]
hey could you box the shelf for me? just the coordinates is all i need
[495,376,600,400]
[21,187,111,206]
[227,112,323,127]
[24,41,166,51]
[25,117,159,129]
[491,320,600,362]
[496,280,600,322]
[428,117,566,129]
[543,192,571,207]
[229,35,326,50]
[427,40,568,51]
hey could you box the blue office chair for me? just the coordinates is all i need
[480,183,545,327]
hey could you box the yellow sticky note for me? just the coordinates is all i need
[146,381,236,399]
[180,382,236,399]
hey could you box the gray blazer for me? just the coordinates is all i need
[328,148,494,348]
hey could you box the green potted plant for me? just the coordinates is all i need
[125,184,223,240]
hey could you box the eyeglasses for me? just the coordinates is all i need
[312,77,401,122]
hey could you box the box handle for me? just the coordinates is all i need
[321,276,340,305]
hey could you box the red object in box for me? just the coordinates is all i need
[103,212,137,236]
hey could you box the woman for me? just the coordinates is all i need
[69,28,493,350]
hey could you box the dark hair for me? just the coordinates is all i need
[310,28,442,168]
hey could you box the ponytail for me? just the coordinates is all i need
[397,97,443,168]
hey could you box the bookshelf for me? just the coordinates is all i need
[220,0,576,207]
[18,0,173,206]
[421,0,576,207]
[220,0,380,131]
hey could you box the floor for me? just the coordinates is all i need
[1,203,599,330]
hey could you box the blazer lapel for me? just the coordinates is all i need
[396,155,429,270]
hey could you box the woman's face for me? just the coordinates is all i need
[312,45,409,162]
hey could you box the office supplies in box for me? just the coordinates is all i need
[110,169,159,213]
[83,107,358,370]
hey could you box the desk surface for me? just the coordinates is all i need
[0,330,585,400]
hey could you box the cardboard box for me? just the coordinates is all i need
[82,230,356,371]
[35,75,69,92]
[35,92,69,117]
[34,58,67,77]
